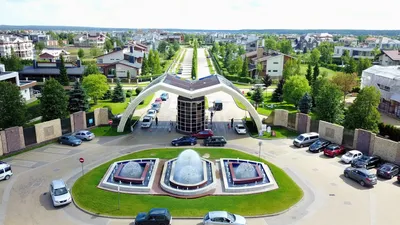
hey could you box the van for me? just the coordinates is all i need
[0,161,13,181]
[213,100,223,111]
[293,132,319,148]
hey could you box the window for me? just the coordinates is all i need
[0,169,4,174]
[273,62,278,64]
[377,83,390,92]
[273,70,278,72]
[4,167,11,172]
[268,70,271,72]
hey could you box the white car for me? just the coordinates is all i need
[49,179,72,207]
[203,211,246,225]
[0,161,13,180]
[234,124,247,134]
[341,150,363,164]
[146,109,157,119]
[141,116,153,128]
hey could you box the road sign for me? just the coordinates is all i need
[108,119,113,125]
[79,157,84,163]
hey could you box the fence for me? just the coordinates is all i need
[287,113,296,129]
[310,119,319,132]
[342,128,355,148]
[23,126,37,146]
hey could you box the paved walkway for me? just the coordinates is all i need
[197,48,209,78]
[180,48,193,80]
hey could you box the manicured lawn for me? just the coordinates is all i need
[251,126,298,139]
[136,93,155,110]
[89,93,155,115]
[26,99,41,120]
[72,148,303,217]
[204,96,209,110]
[65,47,94,59]
[299,64,337,78]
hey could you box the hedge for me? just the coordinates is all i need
[378,123,400,142]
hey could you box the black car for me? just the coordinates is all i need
[308,139,331,153]
[376,163,399,179]
[351,155,381,169]
[204,136,227,146]
[135,208,171,225]
[171,136,197,146]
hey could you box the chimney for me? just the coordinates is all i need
[257,46,264,59]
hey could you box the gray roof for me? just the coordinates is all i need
[163,74,220,91]
[19,66,85,76]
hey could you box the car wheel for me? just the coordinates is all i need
[344,172,349,178]
[300,144,304,148]
[360,181,365,186]
[175,143,179,146]
[59,141,62,144]
[71,143,75,147]
[5,175,10,180]
[191,142,194,146]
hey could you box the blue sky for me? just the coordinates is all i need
[1,0,400,30]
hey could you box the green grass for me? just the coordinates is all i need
[89,93,155,115]
[251,126,298,139]
[26,100,41,120]
[72,148,303,217]
[205,49,215,74]
[204,96,209,109]
[299,64,337,78]
[65,47,94,59]
[136,93,155,110]
[91,125,130,136]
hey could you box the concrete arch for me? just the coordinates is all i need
[117,76,263,132]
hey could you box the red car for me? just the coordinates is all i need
[191,129,214,139]
[155,98,163,103]
[324,144,345,157]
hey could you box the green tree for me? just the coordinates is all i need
[262,74,272,88]
[111,78,125,103]
[256,62,263,78]
[311,72,329,106]
[344,86,381,132]
[372,47,381,57]
[265,38,277,50]
[83,63,100,76]
[212,42,220,54]
[224,50,232,69]
[314,83,344,124]
[251,87,264,108]
[0,82,26,129]
[317,42,334,64]
[82,74,109,104]
[166,47,175,60]
[153,51,163,74]
[283,59,300,79]
[35,42,46,52]
[0,49,23,71]
[40,79,69,121]
[68,80,89,113]
[313,63,320,81]
[310,48,321,66]
[341,50,350,65]
[172,41,180,52]
[58,54,69,86]
[344,58,357,74]
[299,93,312,114]
[356,58,372,77]
[240,58,249,77]
[283,75,311,107]
[305,63,313,85]
[271,78,285,102]
[141,54,149,75]
[278,39,293,54]
[230,56,243,75]
[148,50,155,74]
[104,39,113,52]
[78,48,85,58]
[157,41,168,53]
[90,47,102,57]
[331,72,358,100]
[58,39,64,47]
[238,45,246,55]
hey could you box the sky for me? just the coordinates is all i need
[1,0,400,30]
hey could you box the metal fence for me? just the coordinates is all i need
[287,113,296,129]
[86,112,95,128]
[61,118,72,135]
[310,119,320,132]
[23,126,37,146]
[342,128,355,148]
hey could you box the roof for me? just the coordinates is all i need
[363,65,400,80]
[51,179,66,189]
[95,49,123,59]
[382,50,400,61]
[163,74,220,91]
[0,71,14,77]
[348,150,362,154]
[245,51,258,58]
[19,65,85,76]
[112,60,142,69]
[149,208,169,215]
[209,211,228,218]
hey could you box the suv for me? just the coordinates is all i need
[351,155,381,169]
[135,208,172,225]
[49,179,72,207]
[293,132,319,148]
[204,136,227,146]
[0,161,13,181]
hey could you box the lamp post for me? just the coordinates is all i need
[258,141,263,159]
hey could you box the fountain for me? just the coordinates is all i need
[173,150,203,184]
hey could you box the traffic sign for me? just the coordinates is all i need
[79,157,84,163]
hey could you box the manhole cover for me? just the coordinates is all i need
[329,194,335,196]
[344,201,352,205]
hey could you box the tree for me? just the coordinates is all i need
[148,50,155,74]
[265,38,277,50]
[356,58,372,77]
[90,47,102,57]
[251,87,264,108]
[240,58,249,77]
[153,51,163,74]
[83,63,100,76]
[82,74,109,104]
[314,83,344,124]
[262,74,272,88]
[157,41,168,53]
[283,59,300,79]
[78,48,85,58]
[40,79,69,122]
[172,41,180,52]
[256,62,263,78]
[311,72,329,106]
[271,78,285,102]
[127,70,131,80]
[341,50,350,65]
[344,58,357,74]
[305,63,313,85]
[310,48,321,66]
[58,55,69,86]
[68,80,89,113]
[278,39,293,54]
[224,50,232,69]
[111,78,125,103]
[104,39,113,52]
[166,47,175,60]
[344,86,381,133]
[211,42,220,54]
[372,47,381,57]
[238,45,246,55]
[0,82,26,129]
[313,63,320,81]
[58,39,64,47]
[331,72,358,100]
[141,54,149,75]
[317,42,334,64]
[230,56,243,75]
[35,42,46,52]
[283,75,311,107]
[0,49,23,71]
[102,89,112,100]
[298,93,312,114]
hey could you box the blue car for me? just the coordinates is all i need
[160,93,169,101]
[171,136,197,146]
[58,135,82,146]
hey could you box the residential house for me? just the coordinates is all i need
[0,35,34,60]
[95,43,147,78]
[361,65,400,118]
[38,49,72,62]
[159,33,184,43]
[378,50,400,66]
[19,59,85,81]
[367,37,400,49]
[73,32,106,48]
[0,64,37,101]
[333,46,375,60]
[338,36,358,47]
[29,33,50,43]
[293,33,333,52]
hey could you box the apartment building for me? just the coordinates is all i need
[73,32,106,48]
[333,46,375,60]
[0,35,34,60]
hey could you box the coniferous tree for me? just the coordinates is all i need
[306,63,313,85]
[240,58,249,77]
[102,89,112,100]
[251,87,264,108]
[0,82,26,129]
[58,55,69,86]
[271,78,285,102]
[40,79,69,121]
[313,62,320,81]
[298,93,312,114]
[111,78,125,103]
[141,54,149,75]
[262,74,272,88]
[68,80,89,113]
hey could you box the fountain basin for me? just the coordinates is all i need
[113,162,151,184]
[228,162,263,184]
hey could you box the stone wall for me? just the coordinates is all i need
[4,127,25,154]
[94,108,109,126]
[0,131,6,156]
[318,120,344,144]
[371,136,399,163]
[273,109,289,127]
[71,111,87,132]
[35,119,62,143]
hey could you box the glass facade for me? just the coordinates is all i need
[177,96,205,134]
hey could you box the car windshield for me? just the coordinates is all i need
[313,140,322,145]
[359,156,369,161]
[297,135,305,141]
[54,187,68,196]
[152,104,159,108]
[237,125,244,129]
[148,111,154,114]
[344,152,354,157]
[85,132,92,135]
[327,145,337,150]
[380,165,392,171]
[227,213,235,221]
[143,119,150,122]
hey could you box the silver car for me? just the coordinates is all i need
[50,179,72,207]
[74,130,95,141]
[234,124,247,134]
[141,116,153,128]
[203,211,246,225]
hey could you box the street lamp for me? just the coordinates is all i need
[258,141,263,159]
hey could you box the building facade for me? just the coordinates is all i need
[333,46,375,60]
[378,50,400,66]
[0,64,37,101]
[0,35,34,60]
[73,33,106,48]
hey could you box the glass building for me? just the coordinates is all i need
[177,96,205,133]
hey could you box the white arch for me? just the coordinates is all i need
[117,78,263,132]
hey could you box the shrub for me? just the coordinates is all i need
[126,92,132,98]
[135,87,143,95]
[247,91,252,97]
[378,123,400,141]
[351,86,360,93]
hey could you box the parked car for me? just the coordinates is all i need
[344,167,377,187]
[134,208,172,225]
[293,132,319,148]
[49,179,72,207]
[155,98,163,104]
[376,163,400,179]
[74,130,95,141]
[308,139,331,153]
[234,124,247,134]
[351,155,381,169]
[146,109,157,119]
[151,103,161,112]
[204,136,227,146]
[58,135,82,146]
[160,93,169,101]
[203,211,246,225]
[341,150,363,164]
[323,144,346,157]
[171,136,197,146]
[192,129,214,139]
[141,116,153,128]
[0,161,13,181]
[250,84,266,91]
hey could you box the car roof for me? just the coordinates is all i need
[381,163,398,168]
[348,150,362,154]
[76,130,90,133]
[348,167,370,174]
[149,208,169,215]
[327,144,339,147]
[143,116,152,119]
[302,132,319,136]
[51,179,66,189]
[209,211,228,218]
